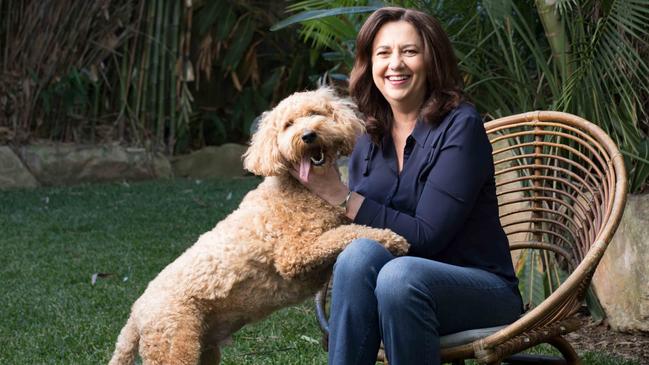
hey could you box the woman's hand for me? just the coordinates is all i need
[289,162,349,206]
[289,162,364,220]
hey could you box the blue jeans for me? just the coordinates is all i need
[328,239,523,365]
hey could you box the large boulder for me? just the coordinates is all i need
[171,144,249,179]
[18,144,172,186]
[0,146,39,189]
[592,193,649,332]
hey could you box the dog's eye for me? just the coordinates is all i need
[283,120,294,130]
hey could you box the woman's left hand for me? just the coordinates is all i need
[289,162,349,206]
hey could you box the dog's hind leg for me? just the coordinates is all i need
[139,310,204,365]
[108,316,140,365]
[199,344,221,365]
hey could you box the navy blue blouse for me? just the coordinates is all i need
[348,103,518,286]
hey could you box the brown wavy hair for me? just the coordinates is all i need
[349,7,464,143]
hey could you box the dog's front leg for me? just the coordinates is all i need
[274,224,409,279]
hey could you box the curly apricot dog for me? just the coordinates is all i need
[108,88,409,365]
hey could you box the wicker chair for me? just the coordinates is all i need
[315,111,628,364]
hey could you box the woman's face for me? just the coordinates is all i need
[371,20,427,114]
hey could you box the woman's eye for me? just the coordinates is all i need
[404,49,417,55]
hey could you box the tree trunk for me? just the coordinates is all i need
[535,0,571,81]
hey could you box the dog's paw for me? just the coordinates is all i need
[382,232,410,256]
[367,229,409,256]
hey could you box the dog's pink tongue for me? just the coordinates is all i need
[299,156,311,183]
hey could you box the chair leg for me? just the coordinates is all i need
[502,336,581,365]
[503,354,566,364]
[546,336,581,365]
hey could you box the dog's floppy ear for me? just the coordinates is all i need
[243,111,285,176]
[331,97,366,156]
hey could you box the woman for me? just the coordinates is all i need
[292,7,523,365]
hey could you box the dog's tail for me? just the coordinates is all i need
[108,316,139,365]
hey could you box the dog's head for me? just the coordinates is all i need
[243,88,365,178]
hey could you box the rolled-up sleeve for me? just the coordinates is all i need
[353,113,492,258]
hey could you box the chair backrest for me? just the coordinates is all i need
[485,111,627,325]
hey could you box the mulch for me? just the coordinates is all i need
[567,313,649,363]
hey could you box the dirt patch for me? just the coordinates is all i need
[567,313,649,363]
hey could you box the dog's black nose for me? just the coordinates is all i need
[301,131,317,144]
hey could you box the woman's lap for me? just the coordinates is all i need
[375,255,522,335]
[328,238,522,365]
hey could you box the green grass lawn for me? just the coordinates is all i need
[0,178,639,364]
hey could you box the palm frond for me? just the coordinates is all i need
[271,6,378,32]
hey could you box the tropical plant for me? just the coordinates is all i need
[0,0,188,150]
[271,0,381,78]
[460,0,649,194]
[185,0,327,152]
[0,1,324,154]
[0,0,135,144]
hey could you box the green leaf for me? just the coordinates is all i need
[516,249,546,308]
[585,286,606,321]
[260,68,282,100]
[207,113,227,142]
[221,17,255,71]
[195,0,224,35]
[625,139,649,192]
[483,0,512,25]
[215,8,237,41]
[270,6,379,31]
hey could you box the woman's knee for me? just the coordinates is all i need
[375,258,425,309]
[333,238,392,279]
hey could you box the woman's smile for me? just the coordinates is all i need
[386,74,412,86]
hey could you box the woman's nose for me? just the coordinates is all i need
[388,54,404,70]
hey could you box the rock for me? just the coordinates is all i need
[152,153,173,179]
[18,144,172,186]
[171,144,249,179]
[0,146,39,189]
[592,193,649,332]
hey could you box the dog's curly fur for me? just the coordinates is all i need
[108,88,409,365]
